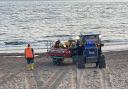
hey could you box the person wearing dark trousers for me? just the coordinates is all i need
[96,43,102,67]
[24,44,35,70]
[70,42,77,64]
[76,44,85,68]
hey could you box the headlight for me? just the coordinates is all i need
[99,35,102,38]
[75,36,80,40]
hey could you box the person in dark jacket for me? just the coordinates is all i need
[70,42,77,63]
[76,40,80,47]
[76,43,85,68]
[54,40,60,48]
[76,43,84,63]
[77,44,84,56]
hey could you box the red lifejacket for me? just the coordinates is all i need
[25,47,34,58]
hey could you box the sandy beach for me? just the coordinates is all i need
[0,50,128,89]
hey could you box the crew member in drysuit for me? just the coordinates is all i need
[95,41,103,67]
[70,42,77,63]
[76,43,85,68]
[54,40,60,48]
[54,40,64,48]
[24,44,35,70]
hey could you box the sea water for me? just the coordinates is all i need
[0,1,128,53]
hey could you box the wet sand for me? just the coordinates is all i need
[0,50,128,89]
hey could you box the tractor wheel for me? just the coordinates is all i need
[76,56,85,69]
[52,58,57,65]
[56,58,63,66]
[99,55,106,68]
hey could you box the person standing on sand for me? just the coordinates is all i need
[24,44,35,70]
[75,43,85,68]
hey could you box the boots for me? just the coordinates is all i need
[31,63,35,70]
[26,64,35,70]
[27,64,31,70]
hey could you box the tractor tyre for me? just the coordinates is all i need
[99,55,106,68]
[56,58,63,66]
[52,58,57,65]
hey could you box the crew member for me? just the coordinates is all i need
[54,40,60,48]
[25,44,35,70]
[54,40,64,48]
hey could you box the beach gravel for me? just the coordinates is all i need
[0,50,128,89]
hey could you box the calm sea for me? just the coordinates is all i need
[0,1,128,53]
